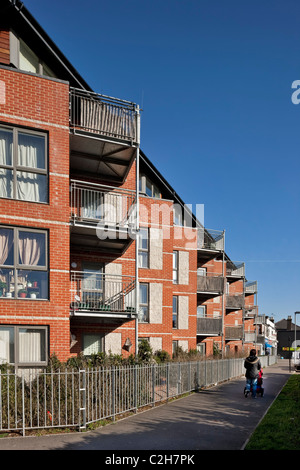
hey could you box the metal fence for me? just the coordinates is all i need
[0,355,277,436]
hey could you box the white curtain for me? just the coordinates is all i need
[0,329,11,364]
[0,129,13,198]
[0,228,13,265]
[19,329,42,362]
[18,232,44,266]
[17,133,46,202]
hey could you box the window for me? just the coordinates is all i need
[81,263,104,308]
[0,125,48,203]
[0,325,48,366]
[0,226,48,299]
[138,228,149,268]
[173,251,178,284]
[172,296,178,329]
[172,340,179,356]
[139,175,161,199]
[197,305,206,318]
[82,333,104,356]
[173,204,182,226]
[139,283,149,322]
[197,267,206,277]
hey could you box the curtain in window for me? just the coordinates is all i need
[0,129,13,198]
[19,329,42,362]
[18,232,44,266]
[17,133,46,202]
[0,328,11,364]
[0,228,13,265]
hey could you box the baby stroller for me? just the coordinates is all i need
[244,369,264,397]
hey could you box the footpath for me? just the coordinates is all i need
[0,359,291,451]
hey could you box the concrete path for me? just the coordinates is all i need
[0,359,291,451]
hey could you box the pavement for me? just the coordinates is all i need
[0,359,291,452]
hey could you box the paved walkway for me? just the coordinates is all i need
[0,359,291,451]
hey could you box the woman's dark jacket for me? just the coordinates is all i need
[244,355,262,379]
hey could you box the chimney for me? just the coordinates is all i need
[287,316,292,330]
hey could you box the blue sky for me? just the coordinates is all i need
[24,0,300,323]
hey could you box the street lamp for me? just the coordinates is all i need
[294,311,300,370]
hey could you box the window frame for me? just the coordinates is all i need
[138,227,149,268]
[0,324,48,368]
[82,333,104,356]
[172,295,178,329]
[139,174,161,199]
[139,283,149,323]
[0,124,49,203]
[173,251,178,284]
[0,225,49,300]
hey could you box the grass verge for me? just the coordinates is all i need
[245,374,300,450]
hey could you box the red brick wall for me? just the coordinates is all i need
[0,67,71,362]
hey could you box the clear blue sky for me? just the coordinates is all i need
[24,0,300,323]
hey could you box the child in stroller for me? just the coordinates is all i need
[244,369,264,397]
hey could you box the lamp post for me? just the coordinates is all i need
[294,311,300,371]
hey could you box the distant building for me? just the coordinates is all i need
[254,315,277,356]
[275,316,300,359]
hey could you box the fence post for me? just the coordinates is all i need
[111,366,115,421]
[79,369,86,431]
[134,364,137,413]
[22,374,25,437]
[152,364,155,407]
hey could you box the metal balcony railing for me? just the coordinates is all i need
[69,88,139,144]
[244,331,256,343]
[197,274,224,294]
[197,317,222,336]
[245,281,257,294]
[226,294,244,309]
[70,180,136,228]
[70,271,136,315]
[197,228,225,252]
[226,262,245,278]
[225,326,243,340]
[244,305,258,318]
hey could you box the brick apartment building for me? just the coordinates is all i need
[0,0,258,370]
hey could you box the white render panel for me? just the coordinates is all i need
[150,337,162,353]
[149,228,163,270]
[105,332,122,355]
[178,251,189,285]
[178,340,189,351]
[178,295,189,330]
[149,283,163,323]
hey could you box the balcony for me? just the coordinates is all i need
[197,228,225,260]
[245,281,257,295]
[225,326,243,341]
[244,331,256,343]
[197,273,224,296]
[197,317,222,336]
[244,305,258,318]
[226,261,245,279]
[69,88,140,183]
[226,294,244,310]
[70,271,136,321]
[70,180,136,253]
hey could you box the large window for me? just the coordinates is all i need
[0,125,48,203]
[0,325,48,366]
[0,226,48,299]
[82,333,104,356]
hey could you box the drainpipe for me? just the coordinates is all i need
[135,105,140,357]
[221,231,225,357]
